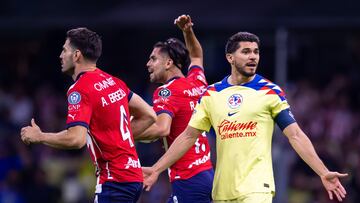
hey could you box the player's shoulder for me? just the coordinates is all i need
[256,74,281,88]
[154,83,174,100]
[187,65,204,74]
[187,65,207,84]
[249,74,287,101]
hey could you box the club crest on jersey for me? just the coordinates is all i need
[68,91,81,104]
[228,94,243,109]
[158,88,171,98]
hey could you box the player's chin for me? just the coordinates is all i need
[244,70,256,77]
[149,75,156,83]
[61,67,66,73]
[246,66,257,74]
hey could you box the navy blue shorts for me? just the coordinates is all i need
[168,169,214,203]
[95,181,142,203]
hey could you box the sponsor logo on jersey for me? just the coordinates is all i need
[153,97,169,104]
[158,88,171,98]
[188,152,211,169]
[218,119,257,140]
[228,94,243,109]
[68,92,81,104]
[157,105,165,109]
[68,114,76,120]
[227,111,238,116]
[124,157,141,169]
[183,85,207,97]
[68,104,80,111]
[93,77,116,91]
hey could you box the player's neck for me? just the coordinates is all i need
[228,73,255,85]
[72,63,97,81]
[164,68,184,83]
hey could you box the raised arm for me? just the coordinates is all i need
[283,122,348,201]
[175,15,203,68]
[128,93,157,137]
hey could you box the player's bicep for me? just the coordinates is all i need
[129,93,156,119]
[274,108,296,131]
[189,58,203,70]
[154,113,173,137]
[183,125,204,139]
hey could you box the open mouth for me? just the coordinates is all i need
[246,63,257,67]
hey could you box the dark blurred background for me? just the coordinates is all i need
[0,0,359,202]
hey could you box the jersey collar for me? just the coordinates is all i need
[165,76,181,84]
[75,68,98,82]
[222,74,261,87]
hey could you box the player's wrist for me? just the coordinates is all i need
[152,165,163,175]
[319,169,330,178]
[38,132,46,144]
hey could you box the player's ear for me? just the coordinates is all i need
[73,50,81,62]
[165,58,173,70]
[226,53,234,65]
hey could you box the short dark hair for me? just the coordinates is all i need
[66,27,102,62]
[225,32,260,54]
[154,38,190,69]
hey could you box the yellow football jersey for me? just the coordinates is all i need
[189,74,296,201]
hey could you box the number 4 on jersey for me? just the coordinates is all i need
[120,105,134,147]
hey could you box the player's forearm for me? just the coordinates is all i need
[134,123,165,140]
[287,130,329,176]
[131,115,156,138]
[183,28,203,60]
[153,126,198,173]
[40,130,84,149]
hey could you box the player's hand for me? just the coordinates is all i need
[320,171,348,202]
[20,118,42,145]
[174,14,193,32]
[142,167,160,191]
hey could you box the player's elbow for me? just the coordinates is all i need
[157,126,170,138]
[71,136,86,149]
[67,133,86,149]
[285,128,304,146]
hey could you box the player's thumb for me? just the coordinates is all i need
[336,172,348,178]
[187,15,192,23]
[31,118,38,127]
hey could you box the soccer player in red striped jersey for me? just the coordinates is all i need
[137,15,214,203]
[20,27,156,203]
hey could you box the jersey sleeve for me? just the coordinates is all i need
[66,87,92,129]
[152,87,177,117]
[187,65,207,86]
[269,88,296,130]
[188,92,211,132]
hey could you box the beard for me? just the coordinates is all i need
[234,63,256,77]
[62,65,75,76]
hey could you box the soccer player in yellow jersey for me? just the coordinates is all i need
[142,32,348,203]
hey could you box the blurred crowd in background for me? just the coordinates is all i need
[1,2,360,202]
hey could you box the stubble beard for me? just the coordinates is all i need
[235,64,256,78]
[62,65,75,77]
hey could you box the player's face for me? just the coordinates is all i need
[228,41,259,77]
[59,39,76,74]
[146,47,169,83]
